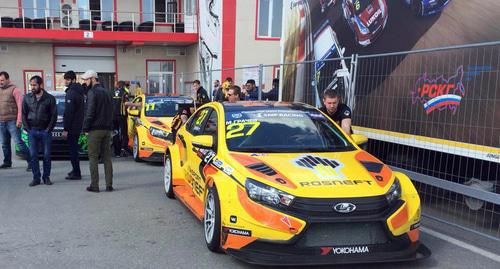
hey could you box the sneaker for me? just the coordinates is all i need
[106,186,114,192]
[29,180,40,187]
[120,149,129,157]
[65,175,82,180]
[0,164,12,169]
[26,164,32,172]
[86,186,99,193]
[67,171,74,176]
[43,178,53,185]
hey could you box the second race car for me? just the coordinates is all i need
[127,94,193,162]
[163,101,430,266]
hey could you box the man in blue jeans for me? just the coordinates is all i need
[22,76,57,186]
[0,71,31,171]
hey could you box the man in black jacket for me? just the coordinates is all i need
[82,70,114,193]
[22,76,57,187]
[112,80,129,157]
[192,80,209,105]
[62,71,85,180]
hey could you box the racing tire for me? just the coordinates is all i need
[204,185,222,253]
[132,134,143,162]
[163,152,175,199]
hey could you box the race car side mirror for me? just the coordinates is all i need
[351,134,368,147]
[192,135,214,150]
[128,109,140,117]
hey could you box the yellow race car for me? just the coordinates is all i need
[127,95,193,162]
[163,101,430,266]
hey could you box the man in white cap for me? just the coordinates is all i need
[81,70,114,192]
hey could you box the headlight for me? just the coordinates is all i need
[245,178,295,207]
[354,16,369,35]
[385,178,402,204]
[149,126,170,140]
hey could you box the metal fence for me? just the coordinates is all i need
[183,41,499,239]
[351,42,500,240]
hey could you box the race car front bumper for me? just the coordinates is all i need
[226,235,430,266]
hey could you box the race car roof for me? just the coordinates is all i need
[222,101,316,112]
[145,95,194,104]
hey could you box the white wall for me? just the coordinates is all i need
[0,42,53,92]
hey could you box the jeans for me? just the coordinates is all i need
[28,129,52,181]
[67,133,81,176]
[0,120,30,166]
[88,130,113,188]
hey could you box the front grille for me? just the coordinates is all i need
[296,222,388,247]
[289,195,391,218]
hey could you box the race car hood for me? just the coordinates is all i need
[145,117,173,131]
[229,150,394,198]
[358,1,384,30]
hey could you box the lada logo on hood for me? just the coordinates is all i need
[333,202,356,213]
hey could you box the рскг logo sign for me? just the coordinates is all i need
[411,66,465,114]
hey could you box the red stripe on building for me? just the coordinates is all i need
[221,0,236,80]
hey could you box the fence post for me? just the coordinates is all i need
[258,64,263,101]
[180,72,184,95]
[349,54,359,111]
[208,69,213,101]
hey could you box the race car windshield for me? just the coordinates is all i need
[224,108,355,153]
[144,98,178,117]
[353,0,371,15]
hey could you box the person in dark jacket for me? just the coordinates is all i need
[61,71,85,180]
[212,79,225,102]
[192,80,209,105]
[22,76,57,187]
[243,79,259,101]
[112,80,130,158]
[82,70,114,193]
[263,78,279,101]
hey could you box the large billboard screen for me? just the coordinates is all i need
[281,0,500,162]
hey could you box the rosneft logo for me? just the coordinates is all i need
[411,66,465,114]
[333,202,356,213]
[294,155,344,179]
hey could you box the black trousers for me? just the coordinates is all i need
[113,116,129,155]
[67,133,81,176]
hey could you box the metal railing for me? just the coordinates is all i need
[0,7,197,33]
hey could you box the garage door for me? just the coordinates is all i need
[54,47,115,73]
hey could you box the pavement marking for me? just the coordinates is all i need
[421,227,500,263]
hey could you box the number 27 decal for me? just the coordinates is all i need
[226,122,261,139]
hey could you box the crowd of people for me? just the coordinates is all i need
[210,77,279,103]
[0,70,352,191]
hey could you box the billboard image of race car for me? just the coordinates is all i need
[404,0,452,16]
[163,101,430,265]
[342,0,388,46]
[312,21,353,108]
[16,91,88,158]
[127,94,194,162]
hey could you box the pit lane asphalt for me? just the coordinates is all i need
[1,153,499,269]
